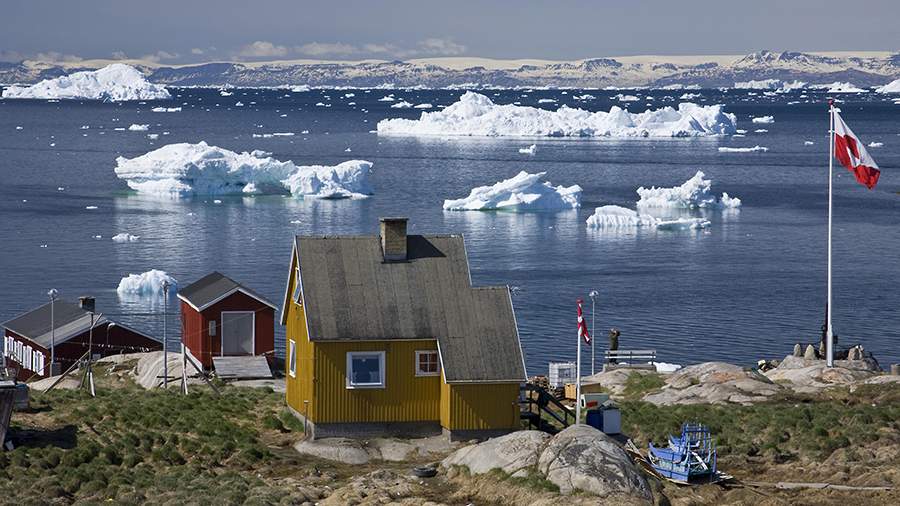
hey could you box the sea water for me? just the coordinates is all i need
[1,87,897,374]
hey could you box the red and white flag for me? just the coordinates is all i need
[577,299,591,345]
[833,109,880,189]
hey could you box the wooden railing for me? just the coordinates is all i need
[520,383,575,434]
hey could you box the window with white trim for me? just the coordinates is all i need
[288,340,297,377]
[415,350,440,376]
[346,351,386,388]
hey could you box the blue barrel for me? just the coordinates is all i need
[585,409,602,429]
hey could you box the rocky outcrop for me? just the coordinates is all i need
[642,362,782,405]
[580,368,658,398]
[442,430,550,477]
[443,426,651,501]
[537,425,652,500]
[764,354,882,393]
[296,435,456,464]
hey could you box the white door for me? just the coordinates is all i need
[221,312,255,356]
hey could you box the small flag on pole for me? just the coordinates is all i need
[833,108,880,189]
[577,298,591,345]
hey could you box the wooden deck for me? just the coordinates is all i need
[213,356,273,380]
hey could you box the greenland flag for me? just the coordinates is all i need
[833,110,880,189]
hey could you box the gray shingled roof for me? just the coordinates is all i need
[294,234,526,383]
[178,271,276,311]
[2,300,109,348]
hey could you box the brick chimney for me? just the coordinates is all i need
[380,217,408,262]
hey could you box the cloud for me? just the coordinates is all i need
[191,48,205,55]
[295,42,359,57]
[111,51,129,60]
[141,50,179,63]
[417,38,467,56]
[235,40,289,59]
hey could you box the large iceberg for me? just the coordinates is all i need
[636,171,741,209]
[1,64,171,101]
[116,270,177,297]
[377,91,737,138]
[585,206,709,230]
[876,79,900,94]
[443,171,582,211]
[114,142,373,199]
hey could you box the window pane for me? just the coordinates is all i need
[289,341,296,375]
[351,356,381,384]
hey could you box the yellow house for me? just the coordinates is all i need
[281,217,527,440]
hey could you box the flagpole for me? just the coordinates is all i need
[826,102,835,367]
[575,315,582,426]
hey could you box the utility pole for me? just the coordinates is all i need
[48,289,58,376]
[163,280,170,389]
[79,296,97,397]
[588,290,598,376]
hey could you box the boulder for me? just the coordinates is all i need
[537,425,652,500]
[442,430,550,477]
[294,438,373,465]
[642,362,781,405]
[764,354,881,393]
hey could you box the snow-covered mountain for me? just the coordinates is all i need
[1,50,898,89]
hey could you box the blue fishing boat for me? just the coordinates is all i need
[647,423,719,484]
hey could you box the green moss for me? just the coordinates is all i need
[621,372,665,399]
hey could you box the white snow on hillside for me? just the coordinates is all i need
[114,141,373,199]
[377,92,737,138]
[442,171,581,211]
[719,145,768,153]
[1,64,171,101]
[585,206,709,230]
[116,270,176,297]
[876,79,900,93]
[636,171,741,209]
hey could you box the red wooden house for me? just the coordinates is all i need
[178,272,276,370]
[2,299,161,381]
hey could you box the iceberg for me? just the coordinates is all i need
[114,141,373,199]
[390,101,414,109]
[734,79,781,90]
[377,91,737,138]
[1,64,171,101]
[718,145,768,153]
[152,106,181,112]
[876,79,900,94]
[413,103,433,109]
[868,142,883,148]
[443,171,582,211]
[636,171,741,209]
[751,115,774,124]
[116,270,177,297]
[518,144,537,155]
[128,124,149,131]
[816,82,866,93]
[112,233,140,242]
[585,206,709,230]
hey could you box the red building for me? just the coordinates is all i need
[178,272,276,371]
[2,300,161,381]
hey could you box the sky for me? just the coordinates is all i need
[1,0,898,64]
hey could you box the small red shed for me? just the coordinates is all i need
[178,272,276,370]
[2,300,161,381]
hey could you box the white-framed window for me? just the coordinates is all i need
[292,266,303,305]
[346,351,386,389]
[415,350,440,376]
[288,339,297,377]
[208,320,217,336]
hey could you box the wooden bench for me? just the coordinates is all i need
[603,349,657,371]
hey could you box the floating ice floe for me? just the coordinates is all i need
[414,103,433,109]
[518,144,537,155]
[378,95,396,101]
[377,92,737,138]
[718,145,768,153]
[734,79,781,90]
[875,79,900,94]
[585,206,710,230]
[1,64,171,101]
[116,269,177,297]
[112,233,140,242]
[751,115,774,124]
[390,101,414,109]
[152,106,181,112]
[680,93,701,100]
[442,171,581,211]
[868,142,883,148]
[615,94,640,102]
[636,171,742,209]
[818,82,866,94]
[537,98,557,104]
[754,129,768,133]
[804,140,815,145]
[114,141,373,199]
[128,124,149,131]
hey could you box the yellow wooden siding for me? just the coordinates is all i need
[441,381,520,430]
[284,255,316,420]
[313,340,441,423]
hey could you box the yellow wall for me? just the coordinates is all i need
[441,380,520,430]
[285,255,315,420]
[313,340,441,423]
